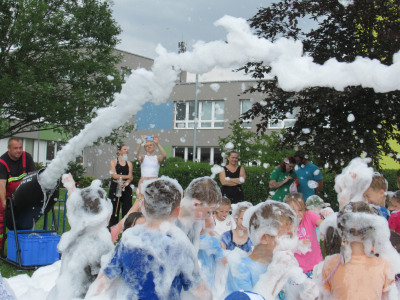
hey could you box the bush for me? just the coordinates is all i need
[78,176,97,188]
[34,162,44,171]
[319,170,339,211]
[241,166,274,204]
[381,169,399,191]
[65,161,86,183]
[128,158,399,211]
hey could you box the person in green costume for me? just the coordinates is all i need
[269,157,297,202]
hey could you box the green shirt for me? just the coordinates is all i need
[269,167,297,202]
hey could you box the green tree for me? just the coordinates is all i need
[65,161,86,184]
[218,120,258,165]
[241,0,400,171]
[218,121,295,166]
[0,0,132,142]
[255,131,295,166]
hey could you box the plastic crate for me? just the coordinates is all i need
[7,230,61,266]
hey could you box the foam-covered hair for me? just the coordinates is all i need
[243,200,298,246]
[183,177,222,206]
[334,156,374,210]
[337,202,400,271]
[58,179,112,251]
[142,176,183,220]
[232,201,253,219]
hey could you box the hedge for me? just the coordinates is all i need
[126,157,399,211]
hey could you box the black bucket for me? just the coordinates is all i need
[6,168,60,230]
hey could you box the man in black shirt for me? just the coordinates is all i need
[0,137,36,247]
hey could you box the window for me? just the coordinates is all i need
[57,142,66,153]
[173,146,223,164]
[174,101,224,129]
[46,141,55,161]
[240,100,252,128]
[76,151,84,163]
[25,139,34,156]
[269,105,297,128]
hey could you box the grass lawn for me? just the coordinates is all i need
[1,188,136,278]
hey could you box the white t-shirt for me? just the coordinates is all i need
[212,215,236,240]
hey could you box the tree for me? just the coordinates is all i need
[65,161,86,184]
[240,0,400,171]
[218,120,257,165]
[218,120,295,166]
[0,0,132,142]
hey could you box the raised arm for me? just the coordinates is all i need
[134,136,145,160]
[153,136,167,163]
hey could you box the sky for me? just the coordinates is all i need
[110,0,278,82]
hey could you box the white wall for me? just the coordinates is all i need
[0,138,9,156]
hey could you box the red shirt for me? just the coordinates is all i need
[388,211,400,234]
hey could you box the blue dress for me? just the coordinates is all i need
[220,230,253,253]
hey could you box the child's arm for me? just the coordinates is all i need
[220,231,230,249]
[253,250,306,298]
[190,282,212,300]
[213,237,228,266]
[85,273,112,297]
[220,257,228,266]
[62,173,76,195]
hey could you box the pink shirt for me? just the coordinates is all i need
[388,211,400,234]
[294,211,323,272]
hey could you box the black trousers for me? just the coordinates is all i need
[108,184,133,227]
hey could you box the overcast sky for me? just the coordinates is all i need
[111,0,276,81]
[110,0,318,82]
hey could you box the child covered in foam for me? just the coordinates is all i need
[320,201,398,300]
[87,177,212,300]
[212,197,236,240]
[363,173,391,219]
[389,191,400,234]
[284,193,326,278]
[46,175,114,300]
[225,200,318,300]
[198,215,228,295]
[220,201,253,253]
[334,156,375,210]
[176,177,222,252]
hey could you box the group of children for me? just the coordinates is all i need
[14,160,400,300]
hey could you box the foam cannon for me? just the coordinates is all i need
[6,169,60,230]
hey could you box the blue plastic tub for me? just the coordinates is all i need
[7,230,61,266]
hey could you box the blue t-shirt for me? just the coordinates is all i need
[296,163,323,200]
[226,257,286,300]
[198,235,226,290]
[103,228,202,300]
[377,206,390,220]
[221,230,253,253]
